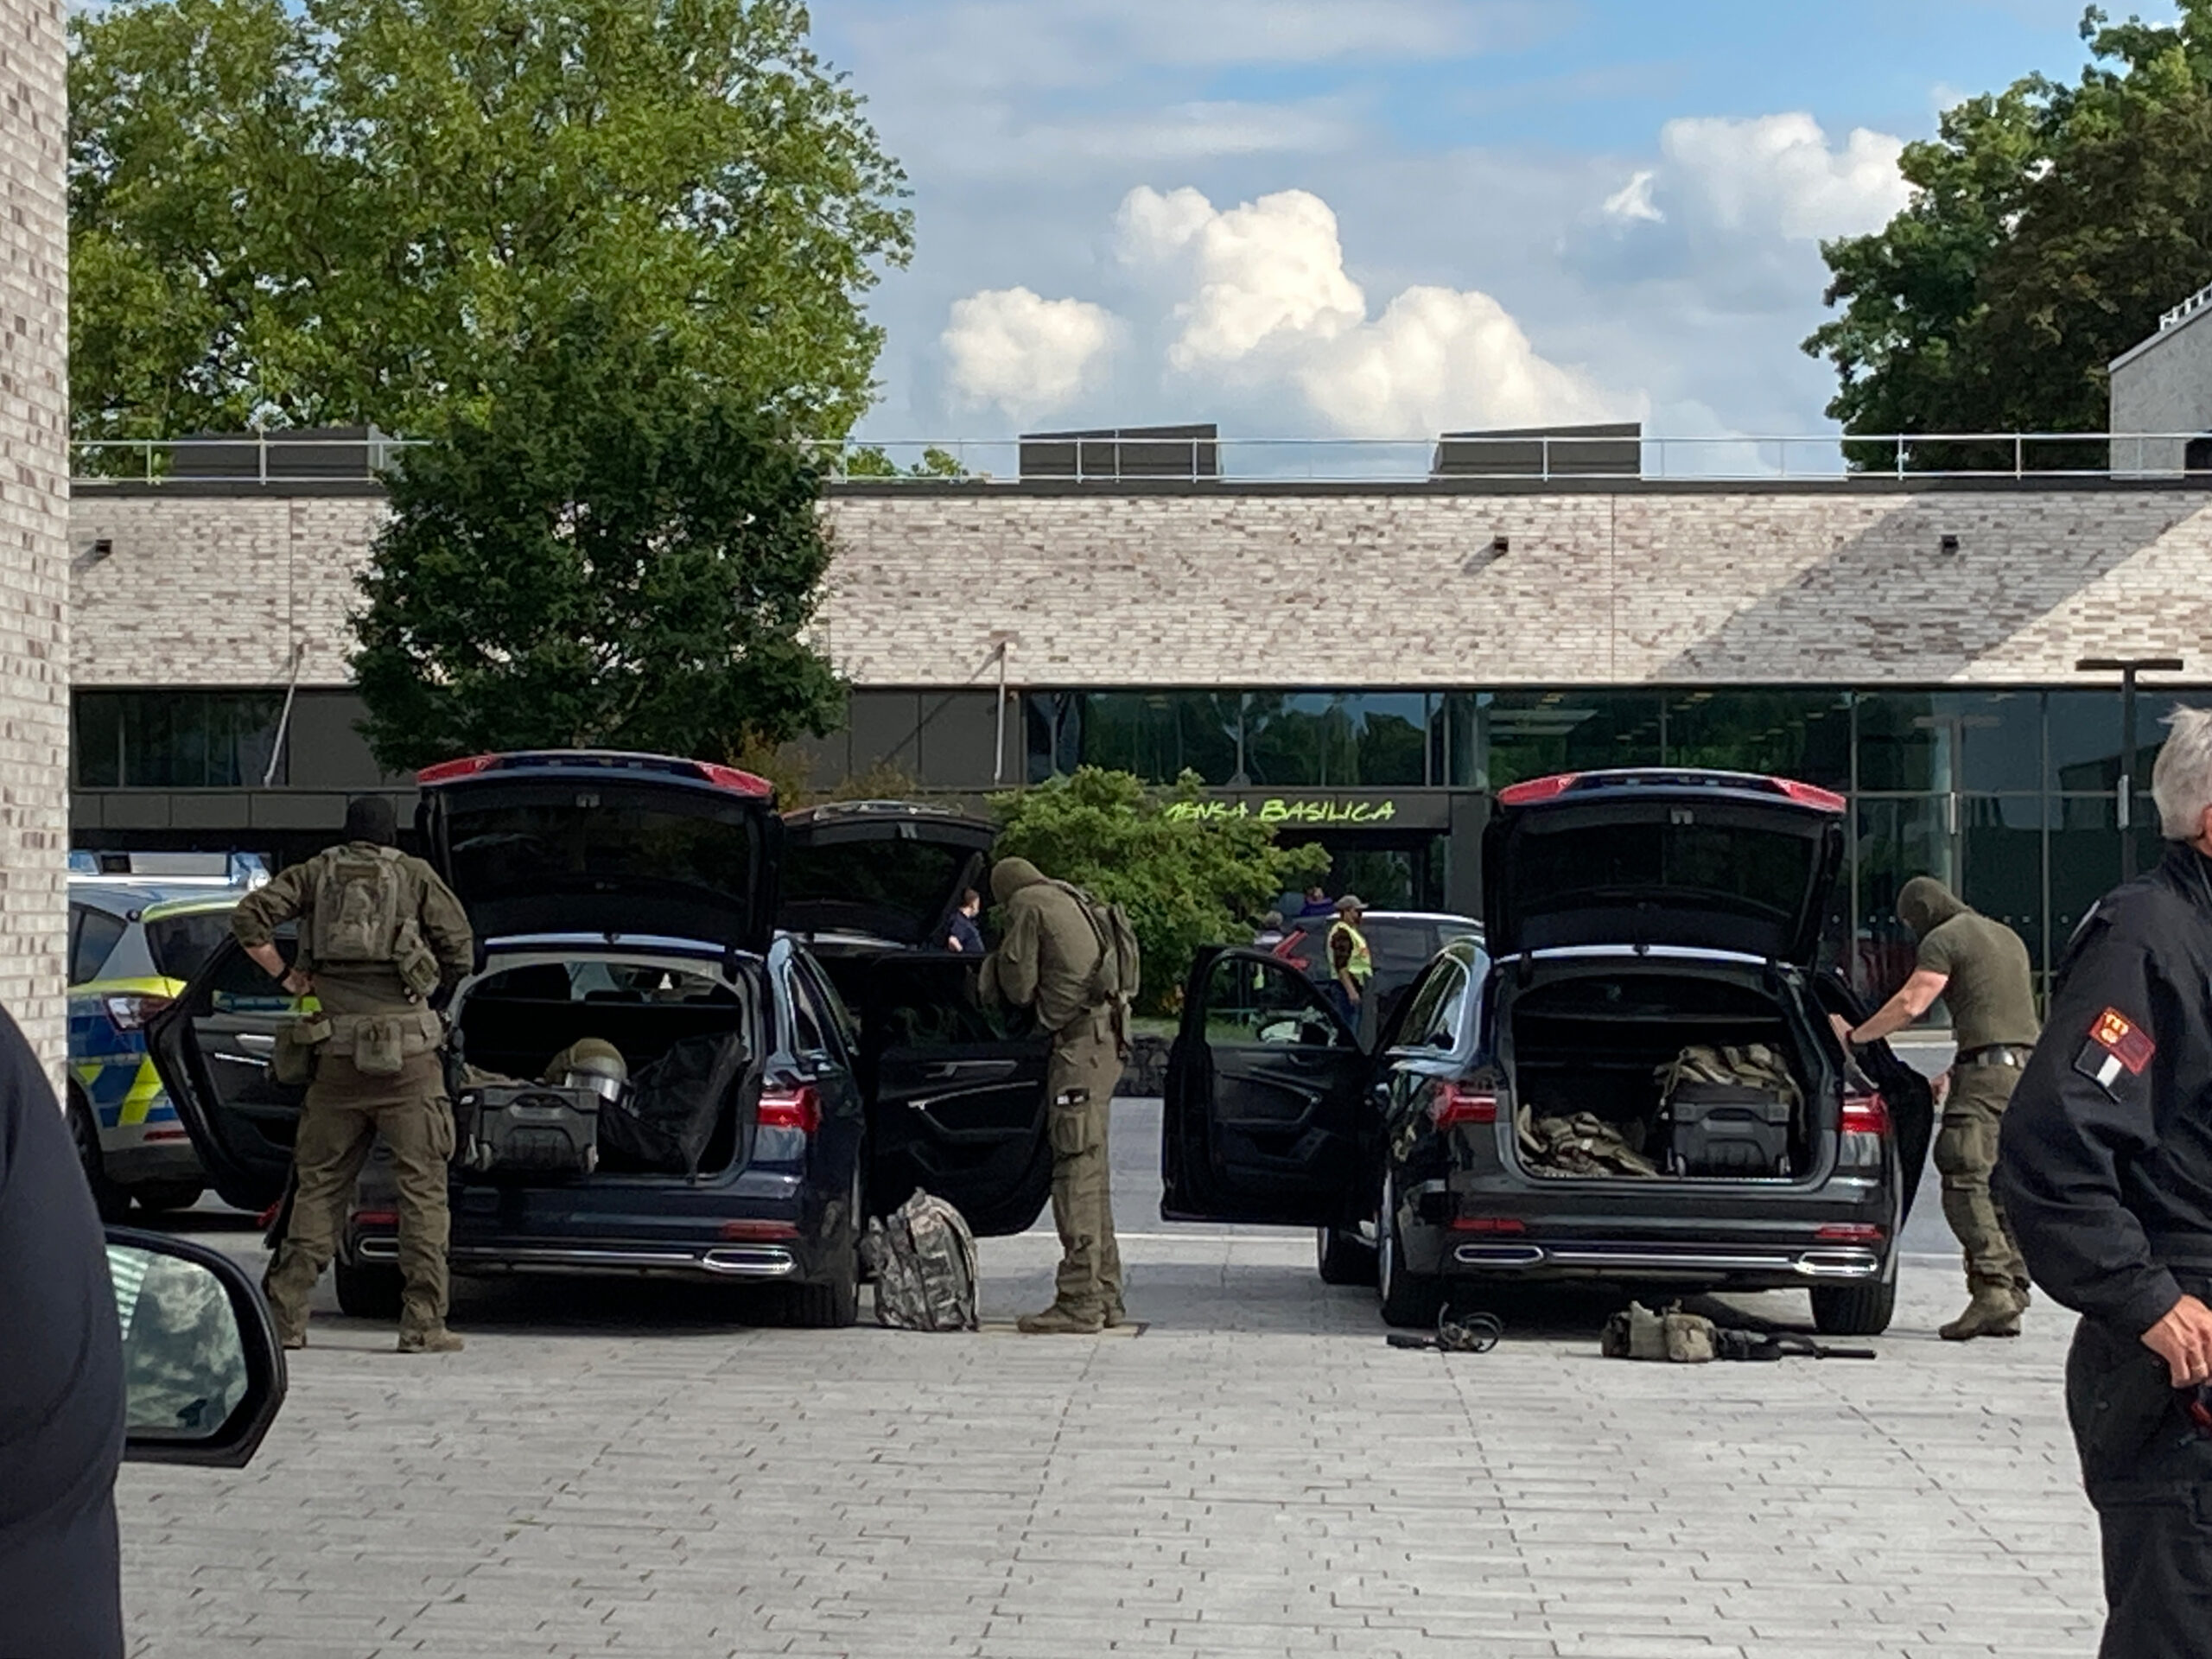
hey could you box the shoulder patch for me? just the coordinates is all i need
[2075,1007,2155,1091]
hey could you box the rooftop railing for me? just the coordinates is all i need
[67,429,2212,486]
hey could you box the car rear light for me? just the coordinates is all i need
[1816,1223,1885,1243]
[1451,1216,1527,1234]
[757,1085,821,1135]
[352,1209,399,1228]
[720,1218,801,1241]
[103,992,173,1031]
[1497,773,1580,805]
[1432,1082,1499,1128]
[415,753,501,785]
[1841,1091,1891,1136]
[694,762,774,798]
[1772,778,1847,812]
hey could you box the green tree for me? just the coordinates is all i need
[69,0,910,448]
[350,310,843,772]
[988,768,1329,1014]
[1806,4,2212,464]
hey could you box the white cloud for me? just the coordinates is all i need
[940,288,1120,417]
[1112,185,1637,435]
[1651,113,1910,242]
[1117,186,1365,368]
[1298,285,1633,435]
[1602,168,1663,225]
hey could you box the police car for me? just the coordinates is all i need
[67,853,266,1220]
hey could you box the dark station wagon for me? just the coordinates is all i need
[1163,769,1936,1336]
[150,753,1051,1328]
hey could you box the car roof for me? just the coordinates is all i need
[1289,910,1482,927]
[68,880,246,917]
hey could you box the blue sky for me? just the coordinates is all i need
[810,1,2181,448]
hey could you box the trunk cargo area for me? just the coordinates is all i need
[1504,963,1832,1181]
[454,960,755,1178]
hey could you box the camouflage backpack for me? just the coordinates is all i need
[861,1188,980,1332]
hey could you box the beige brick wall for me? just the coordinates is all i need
[69,486,2212,700]
[2,0,68,1082]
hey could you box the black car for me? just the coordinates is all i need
[1269,907,1484,1041]
[149,754,1052,1329]
[1163,768,1935,1337]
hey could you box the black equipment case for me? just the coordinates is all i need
[1662,1084,1792,1179]
[454,1082,601,1179]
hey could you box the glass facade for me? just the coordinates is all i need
[74,690,288,788]
[1027,684,2209,1001]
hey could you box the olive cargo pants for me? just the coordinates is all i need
[1936,1061,2030,1295]
[2067,1286,2212,1658]
[1045,1007,1124,1319]
[263,1052,454,1340]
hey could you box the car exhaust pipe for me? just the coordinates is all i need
[1452,1243,1546,1268]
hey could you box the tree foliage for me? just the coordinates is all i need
[351,310,844,772]
[69,0,911,446]
[1806,3,2212,461]
[988,768,1330,1014]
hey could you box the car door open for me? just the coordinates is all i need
[1161,946,1367,1226]
[144,931,304,1214]
[849,952,1052,1236]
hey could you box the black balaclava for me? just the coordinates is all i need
[342,796,398,847]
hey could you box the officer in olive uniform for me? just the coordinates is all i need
[980,856,1126,1335]
[1834,875,2039,1339]
[1999,707,2212,1659]
[232,797,474,1353]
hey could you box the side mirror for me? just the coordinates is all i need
[104,1227,289,1468]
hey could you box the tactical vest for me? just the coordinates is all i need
[305,843,440,998]
[1329,920,1374,982]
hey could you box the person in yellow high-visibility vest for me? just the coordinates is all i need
[1325,894,1373,1029]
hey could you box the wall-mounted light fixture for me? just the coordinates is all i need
[1938,533,1961,555]
[72,537,113,572]
[1491,534,1510,556]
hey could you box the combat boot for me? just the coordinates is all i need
[1017,1303,1103,1335]
[1101,1302,1127,1330]
[396,1326,466,1354]
[1940,1285,2024,1342]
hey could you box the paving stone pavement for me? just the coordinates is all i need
[120,1099,2107,1658]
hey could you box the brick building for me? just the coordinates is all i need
[67,449,2212,1001]
[3,0,69,1081]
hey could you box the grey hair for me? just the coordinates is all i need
[2152,704,2212,840]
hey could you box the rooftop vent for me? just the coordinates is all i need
[1431,422,1642,480]
[1019,423,1217,481]
[169,424,399,481]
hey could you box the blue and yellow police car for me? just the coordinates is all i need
[66,853,264,1220]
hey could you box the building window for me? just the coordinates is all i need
[1450,691,1663,789]
[1662,690,1853,788]
[74,690,287,788]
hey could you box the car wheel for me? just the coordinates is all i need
[132,1180,206,1215]
[334,1258,404,1321]
[67,1087,131,1224]
[1810,1278,1897,1338]
[1376,1167,1441,1329]
[785,1161,862,1330]
[1315,1224,1376,1287]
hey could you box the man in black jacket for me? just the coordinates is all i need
[0,1006,126,1658]
[1999,705,2212,1658]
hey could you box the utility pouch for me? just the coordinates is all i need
[1048,1088,1093,1157]
[393,918,441,1000]
[270,1014,330,1087]
[351,1014,407,1077]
